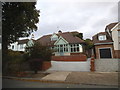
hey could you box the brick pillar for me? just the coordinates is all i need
[90,55,95,72]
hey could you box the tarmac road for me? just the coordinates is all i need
[2,79,118,88]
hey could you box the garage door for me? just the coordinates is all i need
[99,48,112,58]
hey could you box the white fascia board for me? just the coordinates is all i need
[94,42,113,45]
[54,36,68,45]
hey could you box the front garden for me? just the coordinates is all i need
[3,42,53,77]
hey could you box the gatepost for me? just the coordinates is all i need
[90,55,95,71]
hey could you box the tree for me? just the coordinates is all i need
[2,2,40,54]
[26,42,53,74]
[84,39,94,57]
[72,32,83,40]
[75,33,83,40]
[84,39,93,50]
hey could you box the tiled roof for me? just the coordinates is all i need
[18,39,36,44]
[105,22,118,31]
[18,39,29,44]
[59,32,85,44]
[92,32,113,44]
[37,31,85,46]
[37,35,53,46]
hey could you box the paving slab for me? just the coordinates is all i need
[65,72,118,86]
[41,71,71,81]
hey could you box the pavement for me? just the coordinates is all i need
[42,71,71,81]
[2,71,119,86]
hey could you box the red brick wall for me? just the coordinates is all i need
[41,61,51,71]
[114,50,120,58]
[70,53,84,55]
[52,54,87,61]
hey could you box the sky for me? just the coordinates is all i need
[30,0,119,40]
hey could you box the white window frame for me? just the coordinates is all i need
[70,44,82,53]
[19,44,23,49]
[98,35,106,41]
[98,47,113,59]
[51,37,58,41]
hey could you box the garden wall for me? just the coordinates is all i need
[47,59,90,71]
[52,54,87,61]
[95,59,119,72]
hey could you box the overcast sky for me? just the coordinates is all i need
[31,0,119,40]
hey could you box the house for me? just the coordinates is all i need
[37,31,85,56]
[37,31,87,61]
[110,23,120,58]
[8,39,35,52]
[36,31,90,71]
[92,22,120,59]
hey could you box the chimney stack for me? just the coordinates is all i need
[58,30,62,34]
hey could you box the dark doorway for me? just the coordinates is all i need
[99,48,112,58]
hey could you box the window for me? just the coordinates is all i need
[54,44,82,53]
[20,44,23,49]
[51,37,58,41]
[99,35,106,41]
[70,44,80,52]
[12,45,14,49]
[60,45,63,52]
[54,44,68,53]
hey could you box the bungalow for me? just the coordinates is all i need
[92,22,120,59]
[37,31,85,56]
[37,31,87,61]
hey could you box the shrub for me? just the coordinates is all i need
[26,42,53,73]
[3,50,29,76]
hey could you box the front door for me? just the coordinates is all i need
[99,48,112,58]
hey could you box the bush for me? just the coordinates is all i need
[3,50,30,76]
[26,42,53,73]
[28,43,53,61]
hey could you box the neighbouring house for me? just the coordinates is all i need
[110,23,120,58]
[37,31,87,61]
[92,22,120,59]
[8,39,35,52]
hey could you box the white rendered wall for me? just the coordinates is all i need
[48,59,90,71]
[19,44,26,51]
[8,42,18,51]
[112,30,119,50]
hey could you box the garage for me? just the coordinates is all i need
[99,48,112,58]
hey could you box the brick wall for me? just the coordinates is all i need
[70,53,83,55]
[41,61,51,71]
[114,50,120,58]
[95,44,115,59]
[52,54,87,61]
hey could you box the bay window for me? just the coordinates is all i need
[53,44,82,53]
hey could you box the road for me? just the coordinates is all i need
[2,79,118,88]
